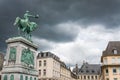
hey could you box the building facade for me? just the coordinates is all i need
[60,61,71,80]
[73,62,101,80]
[37,52,77,80]
[37,52,61,80]
[101,41,120,80]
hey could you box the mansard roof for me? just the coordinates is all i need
[102,41,120,56]
[78,62,101,75]
[37,51,60,61]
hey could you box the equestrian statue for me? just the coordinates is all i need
[14,11,39,41]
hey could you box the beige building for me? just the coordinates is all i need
[101,41,120,80]
[60,61,77,80]
[37,52,77,80]
[37,52,60,80]
[60,61,71,80]
[73,62,101,80]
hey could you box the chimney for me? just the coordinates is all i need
[75,64,78,75]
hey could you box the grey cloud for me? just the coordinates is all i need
[1,0,120,52]
[34,24,79,42]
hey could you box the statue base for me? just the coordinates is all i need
[1,37,38,80]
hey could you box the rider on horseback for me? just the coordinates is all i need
[14,11,39,42]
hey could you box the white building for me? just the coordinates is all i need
[37,52,77,80]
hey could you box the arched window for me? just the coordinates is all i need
[3,75,7,80]
[25,76,28,80]
[20,75,23,80]
[30,77,32,80]
[10,75,14,80]
[34,77,36,80]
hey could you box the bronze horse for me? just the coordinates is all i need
[14,11,39,41]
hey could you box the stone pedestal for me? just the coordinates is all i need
[1,37,38,80]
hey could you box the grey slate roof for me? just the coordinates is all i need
[78,62,101,75]
[37,51,60,62]
[102,41,120,56]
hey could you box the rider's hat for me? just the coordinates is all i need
[26,10,29,13]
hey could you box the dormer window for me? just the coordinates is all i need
[41,53,44,57]
[81,70,83,73]
[92,70,95,73]
[86,70,89,73]
[113,49,118,54]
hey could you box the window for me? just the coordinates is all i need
[84,76,86,79]
[118,58,120,63]
[86,70,89,73]
[44,60,46,66]
[91,76,94,79]
[95,76,97,79]
[104,58,107,64]
[88,76,89,79]
[81,70,83,73]
[39,70,41,75]
[92,70,94,73]
[43,69,46,76]
[106,69,108,73]
[41,53,44,57]
[46,53,48,56]
[112,58,116,64]
[113,68,117,74]
[113,49,117,54]
[39,61,41,66]
[105,68,109,76]
[119,67,120,73]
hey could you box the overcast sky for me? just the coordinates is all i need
[1,0,120,66]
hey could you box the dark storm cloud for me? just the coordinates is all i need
[35,0,120,27]
[1,0,120,51]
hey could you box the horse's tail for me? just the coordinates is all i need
[14,17,20,26]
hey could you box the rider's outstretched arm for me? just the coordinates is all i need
[28,14,39,18]
[28,14,35,18]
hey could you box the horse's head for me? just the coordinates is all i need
[14,17,20,26]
